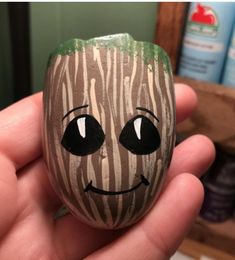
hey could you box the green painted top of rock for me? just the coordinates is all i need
[47,33,171,73]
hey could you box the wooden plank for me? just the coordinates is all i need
[175,75,235,153]
[187,218,235,256]
[179,237,235,259]
[155,3,188,72]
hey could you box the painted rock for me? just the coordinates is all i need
[42,34,175,229]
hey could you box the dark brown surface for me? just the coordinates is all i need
[8,3,31,101]
[175,76,235,153]
[155,2,188,72]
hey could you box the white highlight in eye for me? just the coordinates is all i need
[134,117,142,140]
[77,117,86,138]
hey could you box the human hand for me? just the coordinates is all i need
[0,84,215,260]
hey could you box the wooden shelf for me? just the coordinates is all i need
[155,3,235,256]
[187,217,235,256]
[175,75,235,153]
[179,237,235,260]
[155,2,188,72]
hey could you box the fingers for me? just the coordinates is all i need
[0,92,42,170]
[17,158,61,212]
[167,134,215,183]
[0,93,43,235]
[53,134,214,259]
[85,174,204,260]
[174,83,197,124]
[52,84,203,259]
[17,133,214,259]
[0,155,18,237]
[23,134,212,212]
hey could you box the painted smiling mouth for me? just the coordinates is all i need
[84,174,150,195]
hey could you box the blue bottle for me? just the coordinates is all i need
[221,24,235,87]
[178,3,235,83]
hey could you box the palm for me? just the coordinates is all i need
[0,84,215,260]
[0,159,55,259]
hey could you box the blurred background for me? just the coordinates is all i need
[0,2,157,109]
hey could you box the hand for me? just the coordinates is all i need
[0,84,215,260]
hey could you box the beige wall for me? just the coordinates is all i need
[30,3,157,92]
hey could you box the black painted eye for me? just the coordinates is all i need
[119,115,161,155]
[61,115,105,156]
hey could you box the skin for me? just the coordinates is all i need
[0,83,215,260]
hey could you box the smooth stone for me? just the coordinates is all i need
[42,33,175,229]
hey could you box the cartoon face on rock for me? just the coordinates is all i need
[43,34,175,229]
